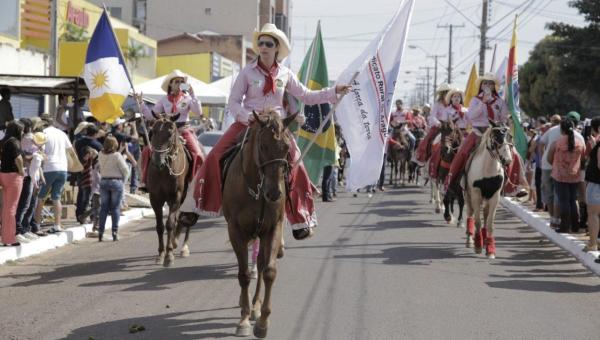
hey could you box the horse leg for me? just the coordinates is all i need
[457,190,465,228]
[389,160,393,185]
[177,212,197,258]
[485,194,500,259]
[443,193,452,223]
[230,230,252,337]
[163,203,178,267]
[472,191,483,254]
[465,188,475,248]
[254,225,282,339]
[150,196,166,265]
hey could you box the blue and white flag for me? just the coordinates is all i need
[82,10,131,123]
[335,0,415,190]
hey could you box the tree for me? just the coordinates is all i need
[520,0,600,117]
[125,42,147,71]
[60,22,89,42]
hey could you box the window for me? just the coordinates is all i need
[205,8,212,15]
[108,7,122,19]
[0,0,20,39]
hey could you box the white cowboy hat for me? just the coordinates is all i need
[161,69,188,93]
[74,121,93,135]
[253,23,291,62]
[475,72,500,92]
[445,88,465,104]
[436,83,452,93]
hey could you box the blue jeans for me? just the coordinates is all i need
[16,176,34,234]
[129,164,138,193]
[38,171,68,201]
[554,181,578,219]
[99,179,124,234]
[76,184,91,218]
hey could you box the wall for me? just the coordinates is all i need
[0,43,48,75]
[156,54,211,83]
[158,34,254,68]
[145,0,259,41]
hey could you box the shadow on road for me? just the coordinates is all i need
[4,256,236,291]
[61,308,240,340]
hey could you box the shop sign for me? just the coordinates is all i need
[66,1,89,28]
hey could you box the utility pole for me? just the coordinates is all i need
[438,23,465,84]
[479,0,489,76]
[427,54,446,101]
[50,0,57,76]
[419,66,434,104]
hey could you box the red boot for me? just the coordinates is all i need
[486,236,496,259]
[466,217,475,236]
[481,227,488,244]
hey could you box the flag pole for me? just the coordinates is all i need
[101,4,151,146]
[295,71,360,168]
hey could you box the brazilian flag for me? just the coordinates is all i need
[296,22,337,185]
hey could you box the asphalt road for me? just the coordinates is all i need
[1,185,599,340]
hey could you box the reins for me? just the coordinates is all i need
[151,120,187,177]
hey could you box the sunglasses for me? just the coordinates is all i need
[257,40,275,48]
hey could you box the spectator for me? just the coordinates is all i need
[548,119,585,233]
[584,117,600,252]
[54,95,70,133]
[0,121,25,246]
[17,131,47,238]
[15,118,41,241]
[322,164,335,202]
[539,114,564,229]
[74,124,103,223]
[32,114,74,234]
[0,87,14,131]
[89,148,101,234]
[97,136,130,241]
[533,117,548,211]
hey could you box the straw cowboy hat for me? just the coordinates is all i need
[436,83,452,93]
[161,69,188,93]
[32,132,47,146]
[411,105,421,112]
[253,23,291,61]
[475,72,500,92]
[445,88,465,103]
[74,121,93,135]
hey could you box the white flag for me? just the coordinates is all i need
[495,57,508,100]
[335,0,415,190]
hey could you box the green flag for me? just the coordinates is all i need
[296,22,337,185]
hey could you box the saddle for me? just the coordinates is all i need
[220,131,249,192]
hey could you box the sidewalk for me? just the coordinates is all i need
[501,196,600,275]
[0,193,154,265]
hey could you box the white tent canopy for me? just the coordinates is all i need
[210,75,233,97]
[134,74,228,105]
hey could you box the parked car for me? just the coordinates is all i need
[198,130,224,156]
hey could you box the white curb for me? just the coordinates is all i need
[0,208,154,265]
[501,197,600,276]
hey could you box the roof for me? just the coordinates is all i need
[0,74,89,96]
[134,74,227,105]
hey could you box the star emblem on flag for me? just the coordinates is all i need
[91,69,109,91]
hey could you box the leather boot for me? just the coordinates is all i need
[571,209,580,233]
[579,203,588,231]
[556,213,571,233]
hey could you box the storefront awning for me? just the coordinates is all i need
[0,74,89,96]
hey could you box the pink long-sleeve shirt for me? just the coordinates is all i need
[467,94,509,128]
[229,60,338,124]
[141,93,202,124]
[427,101,448,127]
[443,105,469,129]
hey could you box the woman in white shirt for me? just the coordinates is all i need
[98,135,130,242]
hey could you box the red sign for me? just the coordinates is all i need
[66,1,89,28]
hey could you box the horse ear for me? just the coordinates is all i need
[170,113,181,122]
[489,119,497,128]
[151,111,160,120]
[252,110,266,127]
[283,112,298,128]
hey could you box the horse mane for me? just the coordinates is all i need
[474,128,493,155]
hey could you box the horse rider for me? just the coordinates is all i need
[135,70,206,190]
[192,23,351,240]
[390,99,412,128]
[409,105,428,131]
[415,83,451,165]
[443,73,528,196]
[443,88,469,136]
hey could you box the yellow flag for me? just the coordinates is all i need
[464,63,479,107]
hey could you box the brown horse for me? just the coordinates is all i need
[388,127,411,187]
[222,110,296,338]
[147,114,192,267]
[437,120,465,228]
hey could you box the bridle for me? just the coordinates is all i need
[485,126,512,166]
[151,119,186,176]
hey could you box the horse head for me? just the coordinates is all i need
[250,110,296,202]
[488,121,512,166]
[150,116,179,167]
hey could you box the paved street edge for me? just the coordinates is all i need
[501,197,600,276]
[0,208,155,265]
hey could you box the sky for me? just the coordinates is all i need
[289,0,584,103]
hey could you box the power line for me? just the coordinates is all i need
[443,0,481,28]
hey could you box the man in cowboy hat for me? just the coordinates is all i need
[410,105,427,130]
[415,83,451,164]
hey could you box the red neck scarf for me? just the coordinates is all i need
[478,94,498,120]
[257,59,278,96]
[453,104,464,119]
[167,92,184,113]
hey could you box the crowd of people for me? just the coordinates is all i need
[0,89,144,246]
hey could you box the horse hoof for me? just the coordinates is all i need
[181,245,190,258]
[253,323,268,339]
[250,309,261,321]
[163,254,175,267]
[475,247,483,254]
[487,253,496,259]
[465,236,473,248]
[457,221,464,228]
[277,246,285,259]
[156,253,165,265]
[435,207,441,214]
[235,324,252,337]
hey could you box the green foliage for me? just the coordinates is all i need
[520,0,600,117]
[60,22,89,42]
[125,42,147,70]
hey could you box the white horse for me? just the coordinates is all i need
[464,122,512,259]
